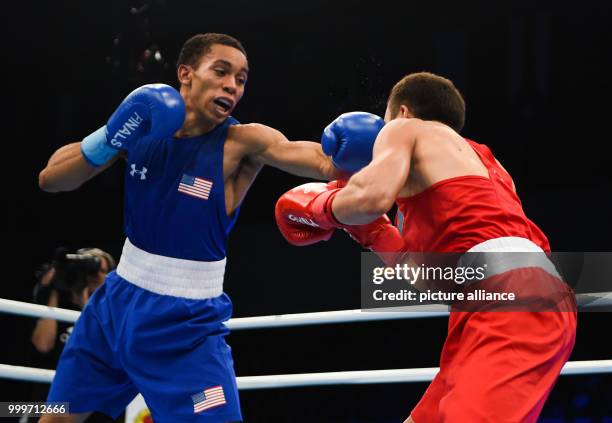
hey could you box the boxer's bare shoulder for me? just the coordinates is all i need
[225,123,286,158]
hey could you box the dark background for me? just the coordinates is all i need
[3,0,612,421]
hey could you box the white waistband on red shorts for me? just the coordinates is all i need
[116,238,225,299]
[458,236,561,282]
[466,236,545,253]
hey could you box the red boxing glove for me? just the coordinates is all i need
[343,215,406,266]
[274,182,342,246]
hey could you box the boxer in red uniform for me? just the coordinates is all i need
[275,72,577,422]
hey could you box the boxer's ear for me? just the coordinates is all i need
[177,64,193,86]
[399,105,414,119]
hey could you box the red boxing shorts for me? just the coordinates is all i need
[410,265,577,423]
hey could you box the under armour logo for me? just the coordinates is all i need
[130,164,148,180]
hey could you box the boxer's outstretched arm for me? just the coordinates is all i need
[40,84,183,193]
[39,142,119,192]
[331,119,417,224]
[237,124,337,180]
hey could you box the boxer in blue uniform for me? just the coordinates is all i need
[38,33,383,422]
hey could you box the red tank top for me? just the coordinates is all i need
[395,140,550,253]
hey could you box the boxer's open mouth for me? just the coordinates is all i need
[213,97,233,112]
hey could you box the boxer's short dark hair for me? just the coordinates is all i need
[388,72,465,132]
[177,33,247,69]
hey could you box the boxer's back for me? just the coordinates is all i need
[398,121,488,197]
[396,124,549,252]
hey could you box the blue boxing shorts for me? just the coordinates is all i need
[47,239,242,422]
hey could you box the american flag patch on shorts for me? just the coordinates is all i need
[191,385,226,413]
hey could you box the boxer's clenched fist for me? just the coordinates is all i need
[274,182,341,246]
[81,84,185,166]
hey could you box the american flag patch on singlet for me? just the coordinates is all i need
[178,174,213,200]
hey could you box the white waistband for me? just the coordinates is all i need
[459,237,561,282]
[467,236,545,253]
[116,238,225,299]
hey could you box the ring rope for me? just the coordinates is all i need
[1,292,610,329]
[1,360,611,388]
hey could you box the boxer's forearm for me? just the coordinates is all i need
[331,177,394,224]
[241,124,333,180]
[39,142,116,192]
[272,140,336,180]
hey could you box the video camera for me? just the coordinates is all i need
[49,247,102,295]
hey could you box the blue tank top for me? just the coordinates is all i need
[123,117,240,261]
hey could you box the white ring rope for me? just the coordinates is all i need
[1,292,610,329]
[0,299,81,323]
[2,294,611,390]
[1,360,611,388]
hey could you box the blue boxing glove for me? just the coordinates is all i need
[81,84,185,166]
[321,111,385,173]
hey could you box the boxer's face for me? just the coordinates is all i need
[180,44,249,125]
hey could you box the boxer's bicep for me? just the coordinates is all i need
[332,120,416,223]
[367,122,415,197]
[351,121,415,202]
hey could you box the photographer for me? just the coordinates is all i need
[31,247,116,354]
[21,248,117,422]
[21,248,118,421]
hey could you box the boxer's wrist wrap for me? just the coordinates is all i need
[368,225,405,253]
[368,227,406,267]
[311,188,343,228]
[80,126,119,167]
